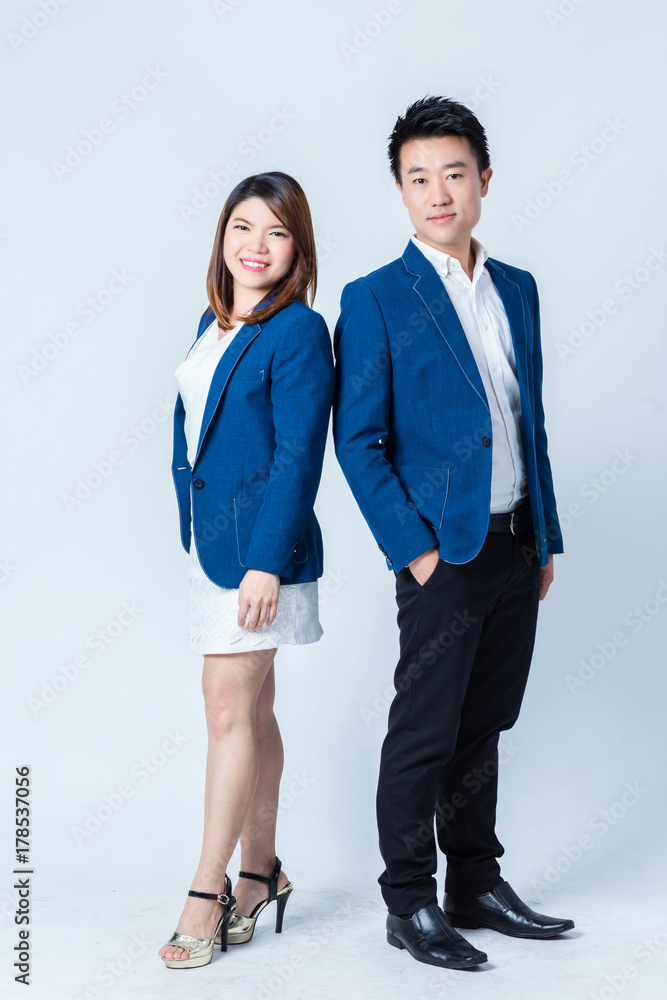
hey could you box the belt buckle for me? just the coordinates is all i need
[509,510,518,535]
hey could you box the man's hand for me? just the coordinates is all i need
[238,569,281,630]
[539,555,554,601]
[408,546,440,586]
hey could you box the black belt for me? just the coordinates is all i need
[487,497,531,535]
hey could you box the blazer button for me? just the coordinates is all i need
[294,539,301,548]
[482,437,491,447]
[193,478,205,489]
[290,556,297,565]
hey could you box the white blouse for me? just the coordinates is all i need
[175,315,244,469]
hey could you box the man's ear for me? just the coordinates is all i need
[480,167,493,197]
[395,179,407,205]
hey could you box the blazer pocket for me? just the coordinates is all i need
[394,465,450,532]
[293,536,308,565]
[234,495,263,567]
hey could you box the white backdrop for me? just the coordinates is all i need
[2,1,666,998]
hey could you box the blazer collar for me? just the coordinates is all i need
[188,292,277,353]
[400,240,529,410]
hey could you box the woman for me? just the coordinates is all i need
[159,171,334,969]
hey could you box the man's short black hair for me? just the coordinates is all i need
[388,95,491,183]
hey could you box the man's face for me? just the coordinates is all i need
[396,134,492,253]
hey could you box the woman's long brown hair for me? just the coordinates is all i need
[206,171,317,332]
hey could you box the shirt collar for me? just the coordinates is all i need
[410,234,489,284]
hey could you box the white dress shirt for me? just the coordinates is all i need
[411,234,527,512]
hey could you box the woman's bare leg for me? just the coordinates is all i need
[232,662,290,915]
[159,646,276,962]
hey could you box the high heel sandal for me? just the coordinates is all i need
[160,874,237,969]
[218,856,293,946]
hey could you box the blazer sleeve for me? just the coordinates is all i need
[243,311,334,578]
[333,279,438,572]
[529,274,564,555]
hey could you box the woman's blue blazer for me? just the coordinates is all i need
[172,299,334,588]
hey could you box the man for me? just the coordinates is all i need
[333,96,574,970]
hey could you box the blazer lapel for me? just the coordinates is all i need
[182,305,217,355]
[190,312,264,467]
[187,295,278,467]
[484,258,530,400]
[402,240,488,409]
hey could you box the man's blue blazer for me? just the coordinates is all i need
[172,299,334,588]
[332,238,563,573]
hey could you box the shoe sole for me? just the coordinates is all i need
[161,952,214,969]
[387,931,487,969]
[447,913,575,939]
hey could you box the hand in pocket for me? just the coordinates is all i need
[408,547,440,586]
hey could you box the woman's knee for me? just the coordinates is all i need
[201,651,275,739]
[204,693,254,739]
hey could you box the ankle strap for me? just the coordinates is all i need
[188,873,233,905]
[238,857,282,902]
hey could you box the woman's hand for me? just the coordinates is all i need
[238,569,280,630]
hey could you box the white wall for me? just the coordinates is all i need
[2,0,665,996]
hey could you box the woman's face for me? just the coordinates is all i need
[222,196,295,298]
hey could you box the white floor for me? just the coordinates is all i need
[28,875,666,1000]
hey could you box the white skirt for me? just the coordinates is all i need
[187,542,323,654]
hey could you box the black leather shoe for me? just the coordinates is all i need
[444,880,575,939]
[386,903,488,969]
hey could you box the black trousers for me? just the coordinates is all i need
[376,519,541,915]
